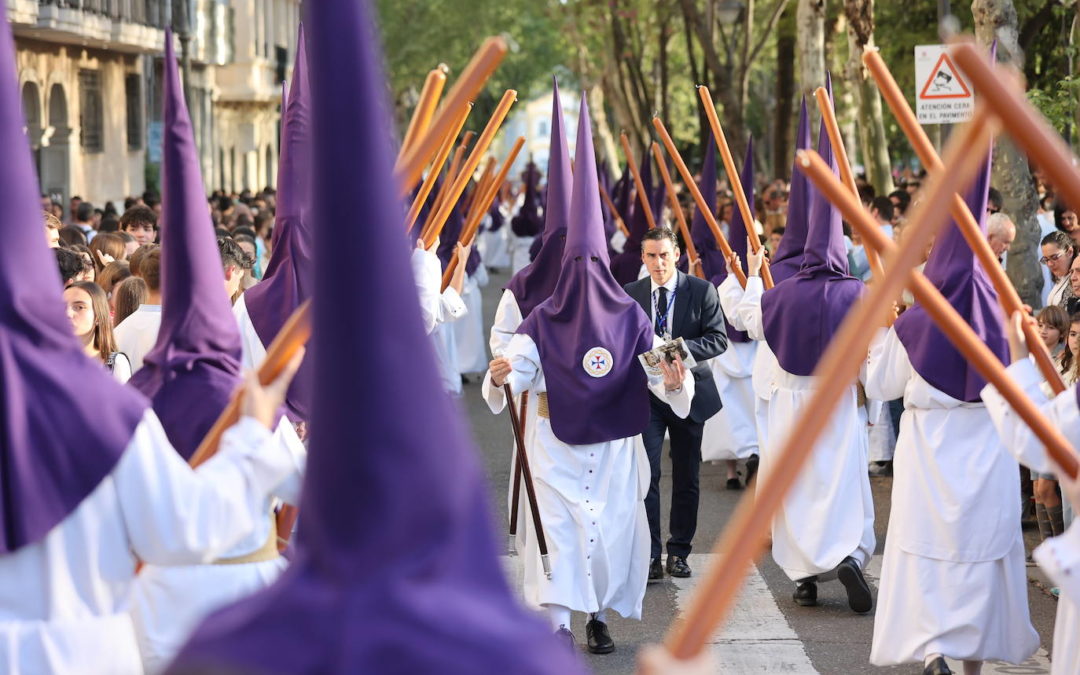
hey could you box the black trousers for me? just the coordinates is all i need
[642,397,703,560]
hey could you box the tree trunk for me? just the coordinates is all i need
[796,0,826,102]
[588,84,622,174]
[775,7,796,180]
[973,0,1044,306]
[845,0,893,195]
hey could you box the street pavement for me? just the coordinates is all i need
[457,265,1061,674]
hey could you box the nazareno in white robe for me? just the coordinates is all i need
[704,275,759,462]
[983,358,1080,675]
[866,329,1038,666]
[129,417,307,673]
[479,207,513,271]
[481,333,693,619]
[454,265,489,374]
[737,275,875,582]
[0,412,296,675]
[726,274,780,452]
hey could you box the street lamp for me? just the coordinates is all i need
[716,0,745,25]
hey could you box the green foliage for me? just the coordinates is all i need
[1028,74,1080,134]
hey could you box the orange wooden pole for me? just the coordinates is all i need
[651,141,701,276]
[599,183,631,238]
[663,108,995,660]
[395,37,506,194]
[399,66,447,159]
[430,130,476,219]
[404,102,472,234]
[652,117,746,287]
[421,89,517,247]
[863,48,1065,395]
[620,133,658,231]
[189,299,313,469]
[464,156,497,222]
[697,85,773,288]
[799,147,1079,478]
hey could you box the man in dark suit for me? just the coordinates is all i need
[625,227,728,580]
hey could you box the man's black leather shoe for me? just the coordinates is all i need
[666,555,691,578]
[745,454,760,485]
[923,656,952,675]
[793,579,818,606]
[836,556,873,613]
[648,557,664,581]
[586,618,615,654]
[554,627,576,652]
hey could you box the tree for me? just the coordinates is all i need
[774,6,796,179]
[973,0,1044,306]
[844,0,892,194]
[796,0,825,104]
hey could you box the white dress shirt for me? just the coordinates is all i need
[114,304,162,374]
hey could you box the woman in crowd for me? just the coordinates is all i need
[1041,231,1075,309]
[112,275,147,328]
[63,280,132,383]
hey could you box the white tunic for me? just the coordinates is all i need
[510,235,536,275]
[867,329,1038,666]
[0,412,295,675]
[454,266,489,374]
[114,304,162,374]
[983,359,1080,674]
[704,277,759,462]
[728,276,781,450]
[409,248,467,336]
[737,275,875,581]
[481,334,692,618]
[479,208,512,270]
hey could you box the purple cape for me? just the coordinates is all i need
[511,162,543,237]
[714,137,755,344]
[0,3,146,553]
[437,193,480,276]
[519,94,653,446]
[610,152,661,286]
[893,144,1006,402]
[761,94,864,376]
[243,25,313,422]
[769,95,813,284]
[505,78,572,319]
[690,132,726,282]
[128,30,243,461]
[167,2,584,672]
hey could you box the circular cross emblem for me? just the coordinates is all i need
[583,347,614,378]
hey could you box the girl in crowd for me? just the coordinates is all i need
[1032,305,1072,546]
[63,281,132,383]
[112,275,147,327]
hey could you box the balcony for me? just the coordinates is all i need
[8,0,169,53]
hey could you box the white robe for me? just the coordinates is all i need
[409,248,466,336]
[0,413,295,675]
[454,266,489,374]
[704,277,759,462]
[510,235,536,276]
[479,211,512,270]
[481,334,693,619]
[867,329,1038,666]
[737,275,875,581]
[129,418,307,673]
[727,275,780,451]
[983,359,1080,675]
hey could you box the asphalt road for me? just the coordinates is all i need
[456,265,1061,674]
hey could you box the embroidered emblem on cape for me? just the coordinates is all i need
[583,347,613,378]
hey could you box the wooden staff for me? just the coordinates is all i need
[429,131,476,220]
[189,300,313,469]
[504,383,551,578]
[620,133,658,230]
[800,148,1079,477]
[395,37,507,193]
[813,86,886,283]
[652,117,746,287]
[697,85,774,288]
[664,108,995,660]
[651,141,701,277]
[441,136,526,290]
[463,156,497,221]
[863,48,1065,395]
[507,391,529,552]
[404,103,472,234]
[420,89,517,247]
[599,183,631,237]
[400,66,447,159]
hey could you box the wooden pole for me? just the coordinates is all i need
[620,133,658,231]
[651,141,701,276]
[429,131,476,219]
[189,299,313,469]
[464,156,498,222]
[395,37,506,194]
[400,66,447,159]
[652,117,746,287]
[813,86,886,283]
[863,49,1065,395]
[697,85,774,289]
[599,183,631,237]
[404,102,472,234]
[420,89,517,248]
[799,148,1079,477]
[441,136,525,291]
[663,108,995,659]
[507,392,529,545]
[504,384,551,578]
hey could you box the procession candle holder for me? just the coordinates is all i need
[400,66,447,159]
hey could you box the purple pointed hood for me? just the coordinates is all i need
[716,137,755,343]
[760,90,864,376]
[506,79,572,319]
[0,4,146,553]
[610,151,658,285]
[128,31,243,461]
[769,95,813,284]
[169,2,584,672]
[519,95,653,445]
[436,191,480,275]
[243,25,313,421]
[894,143,1005,401]
[690,132,726,281]
[511,161,543,237]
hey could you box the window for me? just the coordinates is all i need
[78,69,104,153]
[125,74,142,151]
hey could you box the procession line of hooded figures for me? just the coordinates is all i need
[1,0,1079,670]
